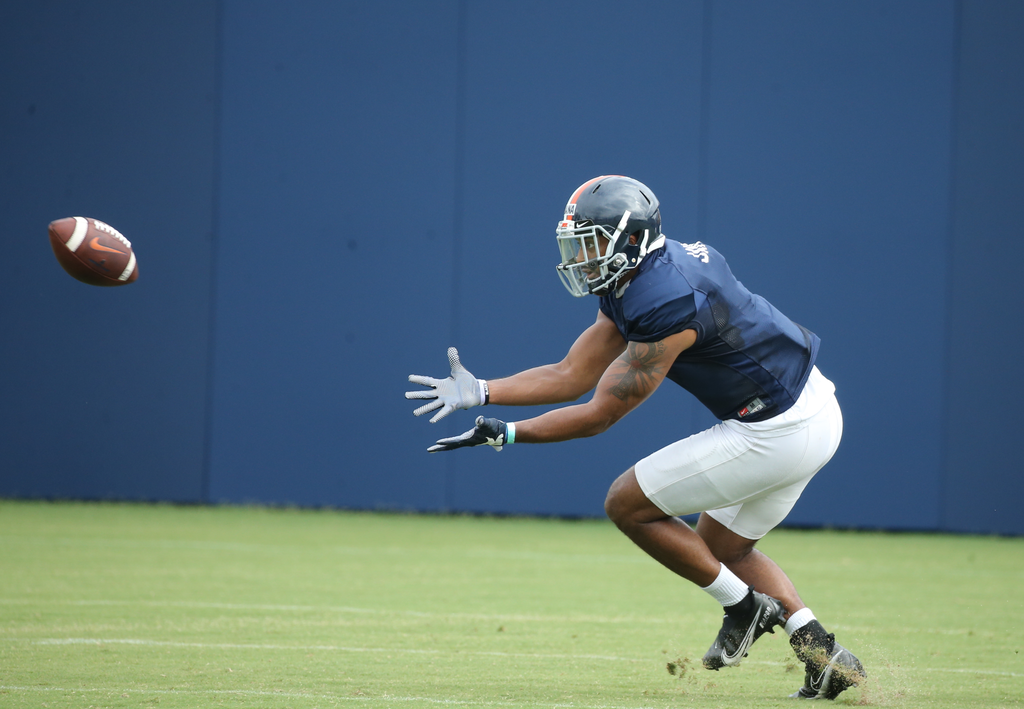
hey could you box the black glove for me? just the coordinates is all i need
[428,416,512,453]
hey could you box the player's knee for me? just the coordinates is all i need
[604,483,624,526]
[604,473,631,526]
[604,468,653,529]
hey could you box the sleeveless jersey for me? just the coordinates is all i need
[598,239,819,422]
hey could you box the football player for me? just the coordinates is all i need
[406,176,866,699]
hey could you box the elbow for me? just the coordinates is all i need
[582,422,612,438]
[551,360,599,404]
[580,407,624,438]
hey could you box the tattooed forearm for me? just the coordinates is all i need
[608,341,666,401]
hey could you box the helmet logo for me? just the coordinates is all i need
[565,203,577,216]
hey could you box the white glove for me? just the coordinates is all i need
[406,347,487,423]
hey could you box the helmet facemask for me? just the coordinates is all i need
[555,215,634,297]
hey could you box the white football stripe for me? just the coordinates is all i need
[611,210,631,240]
[65,216,89,253]
[118,251,136,281]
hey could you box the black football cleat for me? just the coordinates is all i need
[702,590,784,670]
[789,640,866,700]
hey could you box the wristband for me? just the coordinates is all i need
[505,421,516,445]
[479,379,490,405]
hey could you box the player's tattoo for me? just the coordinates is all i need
[609,341,666,401]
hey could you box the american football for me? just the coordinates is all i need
[48,216,139,287]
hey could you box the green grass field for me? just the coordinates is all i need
[0,501,1021,708]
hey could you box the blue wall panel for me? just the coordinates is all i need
[698,1,956,530]
[207,1,460,509]
[445,0,710,516]
[942,0,1024,535]
[0,1,218,501]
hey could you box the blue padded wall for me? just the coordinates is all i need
[697,1,956,530]
[207,1,460,509]
[0,1,218,501]
[207,0,717,516]
[444,0,710,516]
[1,0,1021,534]
[206,0,963,526]
[942,0,1024,535]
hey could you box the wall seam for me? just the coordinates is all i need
[200,0,226,505]
[696,0,714,243]
[938,0,964,532]
[690,0,713,437]
[445,0,468,512]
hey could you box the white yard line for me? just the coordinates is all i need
[918,667,1024,678]
[0,597,677,625]
[14,638,1024,678]
[0,685,663,709]
[0,598,1000,638]
[0,535,648,565]
[32,638,638,662]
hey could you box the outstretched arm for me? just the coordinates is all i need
[487,310,626,406]
[425,328,697,453]
[406,311,624,422]
[512,328,697,443]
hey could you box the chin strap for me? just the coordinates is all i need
[612,232,666,299]
[592,229,667,299]
[638,232,666,259]
[614,277,632,299]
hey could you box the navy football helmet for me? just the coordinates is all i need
[555,175,665,297]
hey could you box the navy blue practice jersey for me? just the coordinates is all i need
[599,239,819,422]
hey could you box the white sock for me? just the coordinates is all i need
[700,564,750,607]
[784,607,816,636]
